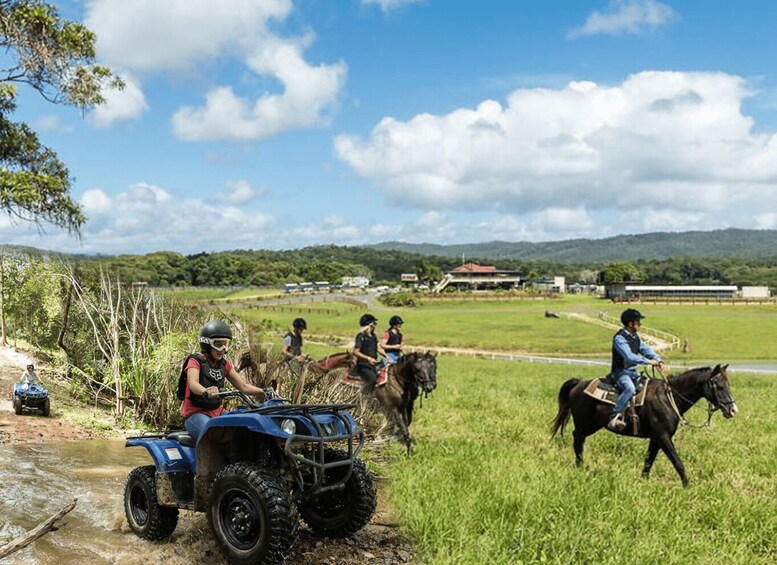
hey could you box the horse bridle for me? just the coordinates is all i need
[396,356,436,400]
[671,373,733,428]
[704,374,735,411]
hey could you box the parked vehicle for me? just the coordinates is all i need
[124,388,376,564]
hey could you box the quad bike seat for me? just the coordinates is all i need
[166,430,196,447]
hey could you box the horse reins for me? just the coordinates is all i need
[667,373,732,429]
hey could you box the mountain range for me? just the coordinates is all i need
[368,228,777,264]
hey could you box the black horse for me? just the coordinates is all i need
[551,364,738,486]
[376,351,438,456]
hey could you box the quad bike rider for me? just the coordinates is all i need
[13,363,50,416]
[124,321,377,564]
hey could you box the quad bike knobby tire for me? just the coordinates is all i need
[208,462,296,565]
[298,448,377,537]
[13,396,22,415]
[41,397,50,417]
[124,465,179,540]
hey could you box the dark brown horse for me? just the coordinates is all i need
[375,352,438,456]
[551,364,738,486]
[289,351,354,403]
[306,351,353,374]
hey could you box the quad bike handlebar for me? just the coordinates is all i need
[205,387,284,407]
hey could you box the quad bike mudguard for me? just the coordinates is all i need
[126,435,196,473]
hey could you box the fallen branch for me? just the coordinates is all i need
[0,499,77,559]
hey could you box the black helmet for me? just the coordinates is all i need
[199,320,233,353]
[359,313,378,326]
[293,317,307,330]
[389,315,404,326]
[620,308,645,325]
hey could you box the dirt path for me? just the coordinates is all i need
[0,347,415,564]
[0,347,105,445]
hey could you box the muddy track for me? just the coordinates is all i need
[0,347,101,446]
[0,346,416,564]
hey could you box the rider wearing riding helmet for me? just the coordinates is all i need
[351,313,386,392]
[283,318,308,366]
[607,308,666,431]
[181,320,265,441]
[381,315,404,363]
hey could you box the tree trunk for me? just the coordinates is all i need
[0,251,6,347]
[0,499,77,559]
[57,277,74,361]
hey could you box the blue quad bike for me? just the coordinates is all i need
[12,381,50,416]
[124,389,377,564]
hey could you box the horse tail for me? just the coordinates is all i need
[551,378,579,437]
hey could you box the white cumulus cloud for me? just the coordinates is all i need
[335,71,777,232]
[362,0,423,13]
[569,0,678,37]
[216,180,267,204]
[85,0,345,140]
[64,183,277,253]
[88,73,149,127]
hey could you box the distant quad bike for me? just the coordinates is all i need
[124,389,377,564]
[12,381,50,416]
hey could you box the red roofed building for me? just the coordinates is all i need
[450,263,497,273]
[433,263,522,292]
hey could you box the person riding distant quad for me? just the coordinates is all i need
[351,313,386,393]
[607,309,666,431]
[381,315,404,364]
[19,363,40,384]
[181,321,266,441]
[283,318,309,374]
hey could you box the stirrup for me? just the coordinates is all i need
[607,413,626,431]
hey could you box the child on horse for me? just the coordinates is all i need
[380,315,404,364]
[351,313,386,393]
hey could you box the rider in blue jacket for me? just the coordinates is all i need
[608,309,666,431]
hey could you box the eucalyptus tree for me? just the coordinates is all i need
[0,0,122,232]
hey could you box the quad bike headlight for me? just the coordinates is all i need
[280,418,296,435]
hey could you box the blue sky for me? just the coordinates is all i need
[5,0,777,254]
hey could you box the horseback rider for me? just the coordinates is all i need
[351,313,386,393]
[181,321,265,441]
[608,309,666,431]
[381,315,404,364]
[283,318,309,374]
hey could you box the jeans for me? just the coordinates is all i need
[385,352,400,364]
[612,372,637,415]
[184,412,211,442]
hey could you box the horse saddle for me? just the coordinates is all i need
[583,377,650,407]
[342,366,389,388]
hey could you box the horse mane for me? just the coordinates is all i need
[667,366,717,390]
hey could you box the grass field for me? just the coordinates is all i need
[222,292,777,563]
[232,294,777,360]
[388,356,777,564]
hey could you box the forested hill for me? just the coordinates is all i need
[4,228,777,287]
[369,229,777,263]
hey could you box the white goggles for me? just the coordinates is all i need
[201,337,231,352]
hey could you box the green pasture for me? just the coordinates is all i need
[598,303,777,360]
[389,356,777,564]
[155,287,235,301]
[214,287,283,301]
[231,295,777,360]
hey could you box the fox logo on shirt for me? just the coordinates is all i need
[209,367,224,385]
